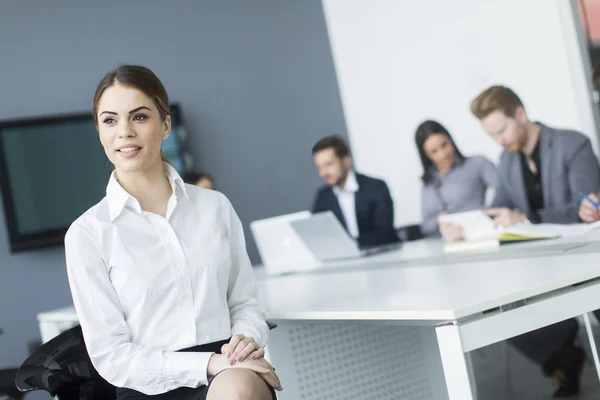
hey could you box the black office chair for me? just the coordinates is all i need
[16,322,279,400]
[0,327,24,400]
[396,224,424,242]
[15,325,114,400]
[0,368,23,400]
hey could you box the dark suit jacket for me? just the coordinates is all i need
[312,173,399,248]
[491,123,600,223]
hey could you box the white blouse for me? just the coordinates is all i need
[65,163,268,395]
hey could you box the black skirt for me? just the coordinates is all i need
[116,339,276,400]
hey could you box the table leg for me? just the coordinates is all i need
[436,322,475,400]
[582,312,600,383]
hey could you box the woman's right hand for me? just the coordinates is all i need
[439,222,463,242]
[207,354,282,391]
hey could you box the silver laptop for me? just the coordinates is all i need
[251,211,401,274]
[250,211,320,274]
[290,211,362,260]
[290,211,401,262]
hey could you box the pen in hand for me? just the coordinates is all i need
[579,192,600,209]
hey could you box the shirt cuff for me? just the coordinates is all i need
[165,351,214,387]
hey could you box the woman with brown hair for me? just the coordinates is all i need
[65,65,280,399]
[415,119,497,240]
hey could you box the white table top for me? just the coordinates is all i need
[254,238,443,275]
[256,231,600,277]
[40,232,600,324]
[257,242,600,322]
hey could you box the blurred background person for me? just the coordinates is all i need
[415,120,497,241]
[311,135,399,248]
[184,171,215,190]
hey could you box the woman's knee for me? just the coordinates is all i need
[207,369,272,400]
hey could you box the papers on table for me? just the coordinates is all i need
[438,210,496,241]
[438,210,600,253]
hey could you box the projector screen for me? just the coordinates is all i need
[322,0,600,227]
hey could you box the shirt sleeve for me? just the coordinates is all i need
[479,157,498,189]
[420,184,439,235]
[220,195,270,348]
[490,177,514,210]
[537,137,600,223]
[65,222,214,395]
[356,180,399,247]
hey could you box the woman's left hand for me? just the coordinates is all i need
[222,334,265,365]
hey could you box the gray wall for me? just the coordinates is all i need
[0,0,347,373]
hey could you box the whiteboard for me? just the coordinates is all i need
[322,0,600,227]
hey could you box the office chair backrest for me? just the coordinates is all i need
[15,325,115,400]
[0,368,22,400]
[396,224,424,242]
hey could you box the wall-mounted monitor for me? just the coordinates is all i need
[0,104,187,253]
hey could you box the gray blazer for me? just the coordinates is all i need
[491,123,600,223]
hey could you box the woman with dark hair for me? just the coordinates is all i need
[65,65,280,400]
[416,120,497,239]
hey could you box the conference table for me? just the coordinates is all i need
[38,232,600,400]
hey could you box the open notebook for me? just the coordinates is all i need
[439,210,600,253]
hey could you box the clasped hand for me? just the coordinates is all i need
[208,334,282,392]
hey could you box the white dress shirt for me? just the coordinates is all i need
[65,163,268,395]
[332,170,360,239]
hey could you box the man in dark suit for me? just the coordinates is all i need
[470,85,598,399]
[311,135,399,248]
